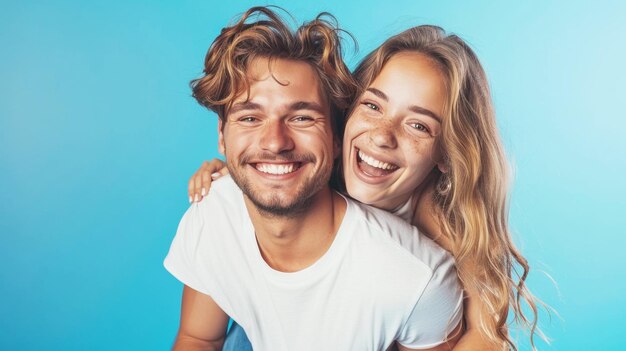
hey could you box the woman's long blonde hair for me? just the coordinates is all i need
[352,25,542,350]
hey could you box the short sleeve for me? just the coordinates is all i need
[396,252,464,349]
[163,203,212,296]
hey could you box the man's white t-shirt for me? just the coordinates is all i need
[164,176,463,351]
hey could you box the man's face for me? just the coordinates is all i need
[219,57,337,217]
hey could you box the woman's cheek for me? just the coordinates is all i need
[348,113,376,134]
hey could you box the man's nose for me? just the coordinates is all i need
[259,120,295,153]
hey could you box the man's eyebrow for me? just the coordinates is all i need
[366,87,441,122]
[229,101,262,114]
[366,88,388,101]
[289,101,327,115]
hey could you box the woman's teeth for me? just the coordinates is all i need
[358,150,398,170]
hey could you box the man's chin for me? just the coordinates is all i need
[230,166,331,218]
[246,193,314,218]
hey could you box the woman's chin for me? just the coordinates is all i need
[346,180,415,212]
[346,184,377,205]
[345,184,390,209]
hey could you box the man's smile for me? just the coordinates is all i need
[253,162,302,175]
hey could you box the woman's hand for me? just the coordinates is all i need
[188,158,229,203]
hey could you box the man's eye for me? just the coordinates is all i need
[292,116,314,122]
[239,116,257,122]
[363,102,380,111]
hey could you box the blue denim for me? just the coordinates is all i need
[223,322,253,351]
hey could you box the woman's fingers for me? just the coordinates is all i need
[201,168,212,197]
[188,172,198,203]
[211,162,229,180]
[193,169,204,202]
[188,159,228,203]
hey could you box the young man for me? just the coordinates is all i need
[165,7,463,351]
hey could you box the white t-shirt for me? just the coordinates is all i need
[164,176,463,351]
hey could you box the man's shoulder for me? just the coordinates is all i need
[176,174,246,244]
[348,198,414,234]
[345,198,454,272]
[341,198,460,320]
[199,174,243,208]
[165,176,250,301]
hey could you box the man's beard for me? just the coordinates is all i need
[227,151,332,218]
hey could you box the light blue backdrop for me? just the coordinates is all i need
[2,1,624,350]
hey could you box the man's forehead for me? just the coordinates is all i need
[229,99,328,116]
[227,57,330,113]
[246,56,318,81]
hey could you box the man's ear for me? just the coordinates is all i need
[218,119,226,156]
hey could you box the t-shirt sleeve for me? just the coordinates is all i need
[163,203,213,296]
[396,251,464,349]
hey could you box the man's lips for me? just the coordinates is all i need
[251,162,302,175]
[356,148,399,177]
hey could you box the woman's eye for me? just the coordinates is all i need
[410,123,430,133]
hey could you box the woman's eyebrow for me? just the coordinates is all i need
[409,105,441,122]
[367,87,441,122]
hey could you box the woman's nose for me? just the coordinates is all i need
[368,122,398,149]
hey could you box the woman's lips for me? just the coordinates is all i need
[355,148,399,178]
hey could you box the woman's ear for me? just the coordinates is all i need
[437,162,449,173]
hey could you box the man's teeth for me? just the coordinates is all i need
[256,163,297,175]
[358,150,397,170]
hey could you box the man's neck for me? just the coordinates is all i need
[244,187,346,272]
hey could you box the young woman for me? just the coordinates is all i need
[189,25,541,351]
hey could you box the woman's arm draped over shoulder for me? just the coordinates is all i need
[412,183,506,351]
[188,158,229,203]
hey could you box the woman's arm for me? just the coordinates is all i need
[397,321,463,351]
[449,292,504,351]
[412,184,505,351]
[187,158,229,203]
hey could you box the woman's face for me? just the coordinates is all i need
[343,51,447,211]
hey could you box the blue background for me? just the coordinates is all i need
[1,1,624,350]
